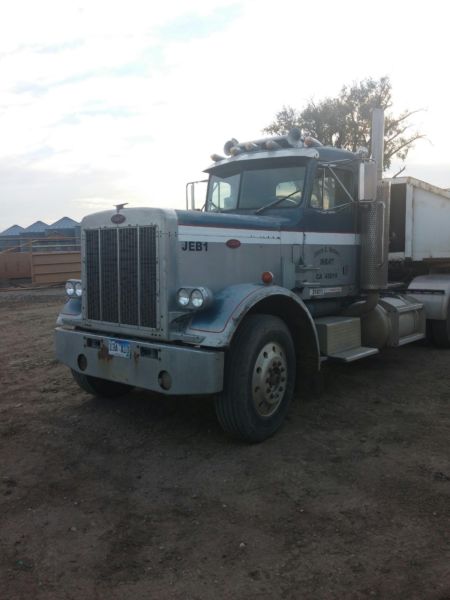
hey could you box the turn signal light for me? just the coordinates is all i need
[262,271,274,284]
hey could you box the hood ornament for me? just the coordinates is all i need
[111,202,128,224]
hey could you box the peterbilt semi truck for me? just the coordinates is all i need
[55,109,450,442]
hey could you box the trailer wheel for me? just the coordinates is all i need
[71,370,134,398]
[430,305,450,348]
[215,314,295,442]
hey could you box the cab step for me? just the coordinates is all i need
[325,346,379,362]
[314,316,379,363]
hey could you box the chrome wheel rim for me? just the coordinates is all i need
[251,342,287,417]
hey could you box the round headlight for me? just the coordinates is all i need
[190,289,204,308]
[65,281,75,296]
[177,288,190,307]
[75,282,83,297]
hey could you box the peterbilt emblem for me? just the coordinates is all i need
[111,202,128,224]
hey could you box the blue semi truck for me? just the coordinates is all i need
[55,109,450,441]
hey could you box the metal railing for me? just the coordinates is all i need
[0,236,80,255]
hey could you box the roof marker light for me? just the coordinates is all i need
[304,136,323,148]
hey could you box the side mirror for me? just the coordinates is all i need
[358,161,377,201]
[185,180,208,210]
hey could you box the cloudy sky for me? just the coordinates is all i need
[1,0,449,231]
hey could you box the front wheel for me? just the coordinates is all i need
[215,314,296,442]
[71,370,134,398]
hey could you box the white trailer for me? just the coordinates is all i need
[387,177,450,346]
[389,177,450,263]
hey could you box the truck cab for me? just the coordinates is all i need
[192,144,360,301]
[55,114,450,442]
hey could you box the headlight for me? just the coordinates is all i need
[177,288,190,307]
[65,281,75,297]
[65,279,82,298]
[190,289,204,308]
[176,287,213,310]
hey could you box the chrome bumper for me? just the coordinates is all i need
[55,327,224,395]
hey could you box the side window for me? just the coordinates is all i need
[210,174,239,211]
[311,168,353,210]
[212,181,231,208]
[275,179,303,201]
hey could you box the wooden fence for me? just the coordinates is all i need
[0,236,81,284]
[0,252,32,279]
[30,252,81,284]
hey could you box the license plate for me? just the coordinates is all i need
[108,339,131,358]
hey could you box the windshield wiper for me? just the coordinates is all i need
[255,188,302,214]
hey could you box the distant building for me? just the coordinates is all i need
[46,217,81,248]
[0,217,80,252]
[23,220,49,234]
[0,225,27,252]
[1,224,25,236]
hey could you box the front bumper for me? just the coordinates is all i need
[55,327,224,395]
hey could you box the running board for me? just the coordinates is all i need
[326,346,379,362]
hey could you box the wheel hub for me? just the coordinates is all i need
[251,342,288,417]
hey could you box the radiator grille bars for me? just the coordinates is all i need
[85,226,158,328]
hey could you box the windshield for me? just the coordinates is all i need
[206,163,306,213]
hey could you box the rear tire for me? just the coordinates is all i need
[71,370,134,398]
[215,314,296,442]
[430,304,450,348]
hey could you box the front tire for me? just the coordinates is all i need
[215,314,296,442]
[71,370,134,398]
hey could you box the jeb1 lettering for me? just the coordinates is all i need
[181,241,208,252]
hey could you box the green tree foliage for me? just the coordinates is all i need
[263,77,424,170]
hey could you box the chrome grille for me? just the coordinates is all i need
[101,229,118,323]
[140,226,158,328]
[85,230,100,320]
[119,228,138,325]
[85,226,158,328]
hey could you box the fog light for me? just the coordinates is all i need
[158,370,172,391]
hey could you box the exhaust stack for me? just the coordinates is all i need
[359,108,391,292]
[371,108,385,181]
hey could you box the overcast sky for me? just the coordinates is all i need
[1,0,449,231]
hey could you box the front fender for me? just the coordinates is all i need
[185,283,318,351]
[56,297,82,326]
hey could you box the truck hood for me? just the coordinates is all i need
[176,209,289,231]
[82,207,289,232]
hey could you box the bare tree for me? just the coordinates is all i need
[264,77,425,170]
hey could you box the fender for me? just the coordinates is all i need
[185,283,321,372]
[408,274,450,320]
[56,297,82,327]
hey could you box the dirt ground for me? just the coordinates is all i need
[0,289,449,600]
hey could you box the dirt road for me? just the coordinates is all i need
[0,290,449,599]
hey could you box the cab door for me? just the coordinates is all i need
[300,165,358,292]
